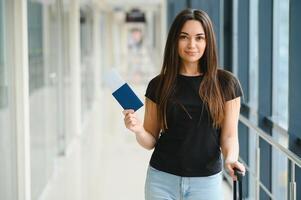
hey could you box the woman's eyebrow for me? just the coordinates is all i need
[180,32,205,36]
[180,32,189,35]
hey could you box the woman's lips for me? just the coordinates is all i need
[185,51,198,56]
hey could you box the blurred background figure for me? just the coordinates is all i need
[128,27,143,50]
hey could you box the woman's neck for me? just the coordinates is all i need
[179,62,202,76]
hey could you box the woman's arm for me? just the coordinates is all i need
[220,97,245,180]
[123,98,161,150]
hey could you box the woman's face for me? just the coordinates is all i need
[178,20,206,66]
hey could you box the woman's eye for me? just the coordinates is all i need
[179,35,188,39]
[196,36,205,41]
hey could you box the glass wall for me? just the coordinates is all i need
[1,0,102,198]
[272,0,290,199]
[27,0,76,197]
[0,0,17,199]
[28,2,50,198]
[232,0,290,198]
[27,0,73,198]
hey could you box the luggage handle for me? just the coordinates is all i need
[233,168,244,200]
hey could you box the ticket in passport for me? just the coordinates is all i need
[105,69,143,111]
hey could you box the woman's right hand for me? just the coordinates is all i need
[123,109,144,134]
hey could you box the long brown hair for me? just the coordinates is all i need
[156,9,236,130]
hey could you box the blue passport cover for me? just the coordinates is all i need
[112,83,143,111]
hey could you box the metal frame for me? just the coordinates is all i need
[288,0,301,198]
[248,0,259,198]
[258,0,274,199]
[232,0,238,76]
[239,115,300,200]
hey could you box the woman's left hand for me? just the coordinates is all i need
[225,160,246,181]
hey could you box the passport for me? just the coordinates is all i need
[112,83,144,111]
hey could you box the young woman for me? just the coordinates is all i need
[123,8,245,200]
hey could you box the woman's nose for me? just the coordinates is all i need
[187,39,196,48]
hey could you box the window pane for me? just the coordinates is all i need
[28,2,45,93]
[27,2,48,199]
[0,0,18,199]
[272,0,289,199]
[28,0,71,198]
[27,1,64,198]
[273,0,289,128]
[0,0,6,109]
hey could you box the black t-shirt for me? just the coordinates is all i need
[145,71,243,177]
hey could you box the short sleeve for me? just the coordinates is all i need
[219,70,243,101]
[227,76,243,101]
[145,75,161,103]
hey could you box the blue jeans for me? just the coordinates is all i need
[145,166,224,200]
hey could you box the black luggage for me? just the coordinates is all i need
[233,169,244,200]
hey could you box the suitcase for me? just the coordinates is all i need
[233,169,244,200]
